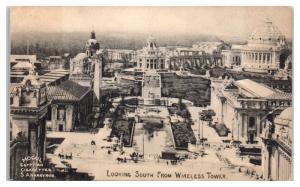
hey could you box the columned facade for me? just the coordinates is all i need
[135,36,167,71]
[240,19,290,73]
[261,107,292,180]
[211,78,292,144]
[50,104,74,131]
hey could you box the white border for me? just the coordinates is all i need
[1,1,299,187]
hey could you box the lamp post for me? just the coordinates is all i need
[231,118,234,141]
[142,132,145,159]
[201,119,204,143]
[199,111,207,147]
[198,114,201,147]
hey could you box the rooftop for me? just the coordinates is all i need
[274,107,292,127]
[47,80,91,101]
[235,79,276,98]
[10,55,37,64]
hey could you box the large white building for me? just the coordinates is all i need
[210,78,292,144]
[135,36,168,71]
[222,19,292,75]
[241,19,290,73]
[222,45,243,68]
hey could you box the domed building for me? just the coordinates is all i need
[261,107,292,180]
[135,36,167,71]
[69,31,102,89]
[240,18,292,73]
[68,30,105,116]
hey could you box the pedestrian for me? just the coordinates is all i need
[166,161,169,165]
[246,169,250,175]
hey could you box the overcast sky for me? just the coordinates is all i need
[10,6,292,39]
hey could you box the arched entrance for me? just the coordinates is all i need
[279,50,291,69]
[248,116,256,144]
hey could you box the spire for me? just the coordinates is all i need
[91,30,96,39]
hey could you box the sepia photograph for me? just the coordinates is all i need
[7,6,293,181]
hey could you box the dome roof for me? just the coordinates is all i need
[21,74,45,86]
[87,38,98,46]
[73,53,88,62]
[274,107,292,126]
[147,36,156,43]
[248,18,286,45]
[12,61,35,70]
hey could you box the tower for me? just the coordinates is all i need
[146,36,157,50]
[93,54,102,109]
[86,30,100,57]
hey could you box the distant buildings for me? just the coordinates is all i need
[192,41,230,55]
[135,36,167,71]
[222,19,292,76]
[48,56,63,70]
[261,107,292,180]
[10,60,36,83]
[107,49,136,63]
[222,45,242,68]
[10,54,38,68]
[133,36,228,72]
[166,47,210,70]
[210,78,292,144]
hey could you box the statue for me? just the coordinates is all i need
[263,119,273,139]
[205,69,210,77]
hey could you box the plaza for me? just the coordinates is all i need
[45,95,263,180]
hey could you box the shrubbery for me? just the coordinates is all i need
[171,122,196,148]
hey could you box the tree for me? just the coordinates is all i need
[200,110,216,122]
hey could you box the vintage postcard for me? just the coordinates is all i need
[8,6,293,180]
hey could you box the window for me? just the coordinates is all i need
[259,114,263,134]
[249,117,256,128]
